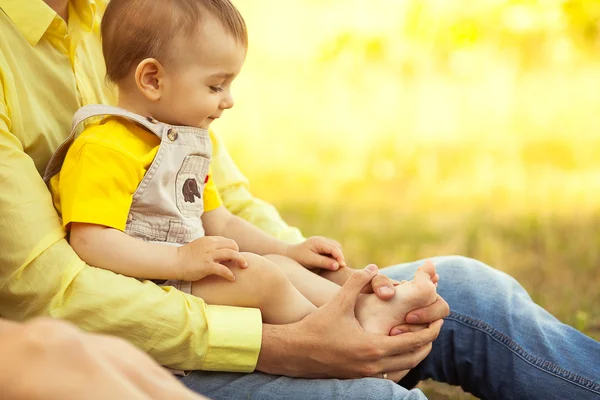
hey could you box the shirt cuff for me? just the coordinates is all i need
[202,305,263,372]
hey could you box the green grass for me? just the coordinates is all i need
[276,203,600,399]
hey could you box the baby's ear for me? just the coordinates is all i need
[135,58,163,101]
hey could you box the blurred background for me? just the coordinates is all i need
[217,2,600,397]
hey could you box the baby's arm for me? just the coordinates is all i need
[70,223,245,281]
[203,206,345,270]
[70,223,179,279]
[202,206,288,255]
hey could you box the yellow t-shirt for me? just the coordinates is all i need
[50,117,222,231]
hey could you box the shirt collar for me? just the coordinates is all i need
[0,0,97,46]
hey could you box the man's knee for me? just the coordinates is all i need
[432,255,508,283]
[432,255,527,307]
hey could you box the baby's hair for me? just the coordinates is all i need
[101,0,247,83]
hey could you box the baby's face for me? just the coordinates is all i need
[157,18,246,129]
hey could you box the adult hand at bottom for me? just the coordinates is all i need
[256,265,444,379]
[0,318,206,400]
[369,323,432,382]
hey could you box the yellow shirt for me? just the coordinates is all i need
[49,117,222,231]
[0,0,303,371]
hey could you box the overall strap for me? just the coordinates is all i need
[43,104,165,184]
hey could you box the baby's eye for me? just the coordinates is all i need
[209,86,224,93]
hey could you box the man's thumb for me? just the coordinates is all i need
[334,264,379,311]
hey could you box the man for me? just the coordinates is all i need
[1,1,598,399]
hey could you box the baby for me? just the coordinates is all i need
[44,0,439,335]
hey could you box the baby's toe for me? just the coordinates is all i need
[416,260,437,281]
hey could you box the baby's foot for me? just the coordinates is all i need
[356,261,438,335]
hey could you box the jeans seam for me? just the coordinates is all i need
[447,311,600,395]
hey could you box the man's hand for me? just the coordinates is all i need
[177,236,248,281]
[284,236,347,270]
[256,265,444,379]
[0,318,207,400]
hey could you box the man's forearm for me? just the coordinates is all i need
[256,323,316,377]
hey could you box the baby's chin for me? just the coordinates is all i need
[169,118,211,129]
[199,117,216,129]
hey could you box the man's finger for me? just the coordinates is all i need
[389,323,429,336]
[332,264,378,311]
[214,249,247,268]
[370,274,396,300]
[405,295,450,324]
[377,342,433,373]
[379,319,444,357]
[360,284,375,294]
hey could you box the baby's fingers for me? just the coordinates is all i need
[312,241,343,270]
[323,238,346,267]
[210,262,236,282]
[327,243,346,268]
[214,249,248,269]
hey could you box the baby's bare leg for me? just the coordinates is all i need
[265,255,440,335]
[263,254,341,307]
[192,253,316,324]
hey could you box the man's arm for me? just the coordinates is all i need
[0,101,261,372]
[0,318,208,400]
[256,266,448,380]
[209,129,305,244]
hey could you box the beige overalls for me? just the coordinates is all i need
[44,104,213,294]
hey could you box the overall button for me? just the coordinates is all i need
[167,128,178,141]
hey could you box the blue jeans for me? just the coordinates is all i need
[181,256,600,399]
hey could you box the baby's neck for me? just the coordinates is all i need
[117,90,153,120]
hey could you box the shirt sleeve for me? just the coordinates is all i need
[203,166,223,212]
[59,141,141,231]
[0,96,262,372]
[209,129,306,244]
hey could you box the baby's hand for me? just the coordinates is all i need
[285,236,346,271]
[176,236,247,281]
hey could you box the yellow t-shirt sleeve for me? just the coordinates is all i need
[59,141,144,231]
[203,166,222,212]
[59,120,222,229]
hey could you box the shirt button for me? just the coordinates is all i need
[167,128,178,141]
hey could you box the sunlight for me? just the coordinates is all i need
[215,0,600,214]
